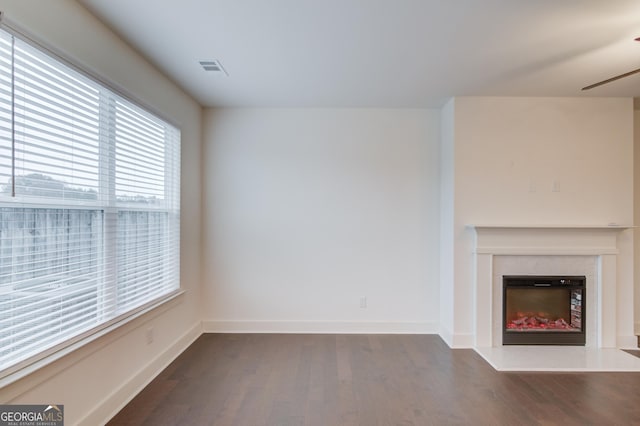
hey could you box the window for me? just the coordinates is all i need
[0,26,180,377]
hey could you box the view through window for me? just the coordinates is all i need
[0,26,180,376]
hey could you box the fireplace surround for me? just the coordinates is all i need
[470,225,634,349]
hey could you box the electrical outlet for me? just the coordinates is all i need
[360,297,367,309]
[146,327,154,344]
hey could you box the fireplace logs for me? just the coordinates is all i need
[506,315,575,331]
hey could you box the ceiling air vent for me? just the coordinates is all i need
[199,60,228,75]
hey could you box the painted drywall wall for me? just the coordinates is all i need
[635,109,640,336]
[444,97,634,347]
[0,1,203,424]
[439,99,455,341]
[202,108,440,332]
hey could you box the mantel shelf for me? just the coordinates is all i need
[467,224,635,230]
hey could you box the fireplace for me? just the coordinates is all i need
[469,225,634,351]
[503,275,585,345]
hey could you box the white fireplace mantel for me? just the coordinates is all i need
[468,224,634,350]
[469,224,632,255]
[469,224,632,229]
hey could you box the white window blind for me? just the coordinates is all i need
[0,25,180,378]
[113,97,180,315]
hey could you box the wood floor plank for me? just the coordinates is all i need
[107,335,640,425]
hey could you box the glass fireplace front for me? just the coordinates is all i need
[503,275,585,345]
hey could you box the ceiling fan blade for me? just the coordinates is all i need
[582,67,640,90]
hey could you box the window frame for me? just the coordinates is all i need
[0,15,182,384]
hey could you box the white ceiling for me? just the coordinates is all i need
[78,0,640,108]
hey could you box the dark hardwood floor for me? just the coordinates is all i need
[108,334,640,425]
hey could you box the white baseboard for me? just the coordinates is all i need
[78,321,202,426]
[450,333,475,348]
[618,334,639,349]
[438,325,453,347]
[202,320,438,334]
[438,326,474,348]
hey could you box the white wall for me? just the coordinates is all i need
[439,99,455,342]
[443,97,634,346]
[202,108,440,332]
[635,109,640,335]
[455,97,633,225]
[0,1,203,424]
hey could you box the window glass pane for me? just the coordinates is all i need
[12,38,100,202]
[0,208,102,366]
[115,99,165,205]
[0,31,13,198]
[116,210,174,313]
